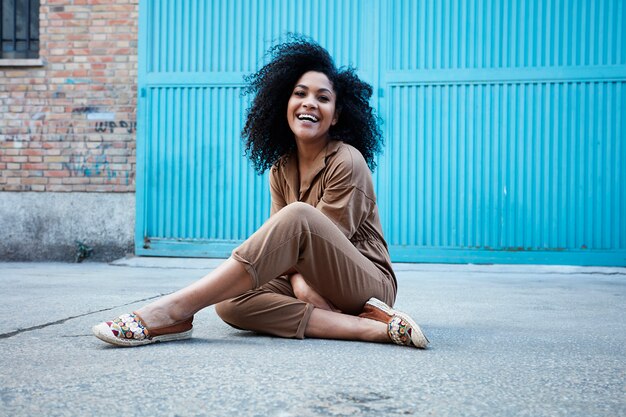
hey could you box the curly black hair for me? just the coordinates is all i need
[242,35,383,173]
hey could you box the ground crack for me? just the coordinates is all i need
[0,293,172,340]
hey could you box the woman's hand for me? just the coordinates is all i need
[289,273,341,313]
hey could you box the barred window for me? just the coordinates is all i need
[1,0,39,59]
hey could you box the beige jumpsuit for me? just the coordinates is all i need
[215,140,397,338]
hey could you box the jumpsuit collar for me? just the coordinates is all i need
[282,140,343,201]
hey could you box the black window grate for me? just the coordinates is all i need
[1,0,39,59]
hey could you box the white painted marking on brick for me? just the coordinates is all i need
[87,113,116,121]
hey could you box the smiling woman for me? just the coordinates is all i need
[92,36,429,349]
[241,37,382,174]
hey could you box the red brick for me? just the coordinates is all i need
[23,163,47,170]
[22,149,44,156]
[45,170,71,178]
[22,177,47,185]
[47,185,73,191]
[2,156,28,163]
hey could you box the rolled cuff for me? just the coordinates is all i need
[296,303,315,340]
[230,253,260,289]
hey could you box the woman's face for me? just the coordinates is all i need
[286,71,338,146]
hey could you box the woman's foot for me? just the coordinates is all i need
[289,273,341,312]
[359,298,429,349]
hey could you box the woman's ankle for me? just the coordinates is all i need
[358,316,390,343]
[136,299,189,328]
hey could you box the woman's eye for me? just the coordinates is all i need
[318,96,329,102]
[294,91,305,97]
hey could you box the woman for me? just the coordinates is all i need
[93,38,429,349]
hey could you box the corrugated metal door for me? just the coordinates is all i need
[137,0,626,266]
[375,0,625,265]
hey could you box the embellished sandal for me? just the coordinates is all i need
[359,298,429,349]
[92,312,193,347]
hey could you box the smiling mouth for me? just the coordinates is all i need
[297,113,319,123]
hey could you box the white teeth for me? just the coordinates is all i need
[297,114,318,122]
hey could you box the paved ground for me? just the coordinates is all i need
[0,259,624,417]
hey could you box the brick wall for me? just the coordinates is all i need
[0,0,138,192]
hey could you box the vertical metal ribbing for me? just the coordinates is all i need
[209,88,217,240]
[616,0,623,64]
[563,0,571,66]
[155,88,163,238]
[502,0,509,67]
[188,0,195,72]
[614,83,622,249]
[611,82,619,249]
[161,87,170,237]
[224,87,232,239]
[227,0,234,73]
[146,2,153,73]
[189,87,197,238]
[450,85,458,247]
[575,82,585,249]
[589,82,597,248]
[493,84,502,247]
[542,83,550,248]
[148,88,156,236]
[233,88,241,239]
[151,1,158,72]
[600,82,609,248]
[172,88,181,238]
[506,84,516,247]
[551,83,558,248]
[200,0,208,71]
[568,83,577,248]
[200,87,208,239]
[476,0,484,68]
[182,87,190,238]
[194,0,200,72]
[181,0,187,72]
[154,88,163,238]
[132,0,626,72]
[554,83,563,248]
[441,84,449,246]
[557,0,565,65]
[500,84,508,247]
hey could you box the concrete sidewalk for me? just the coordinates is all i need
[0,259,624,417]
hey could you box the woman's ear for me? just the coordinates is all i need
[332,107,341,126]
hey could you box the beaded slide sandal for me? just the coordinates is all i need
[92,312,193,347]
[359,297,430,349]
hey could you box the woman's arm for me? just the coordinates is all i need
[269,167,287,216]
[315,150,374,240]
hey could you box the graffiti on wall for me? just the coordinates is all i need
[94,121,136,134]
[1,113,136,186]
[60,140,133,185]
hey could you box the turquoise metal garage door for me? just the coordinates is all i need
[136,0,626,266]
